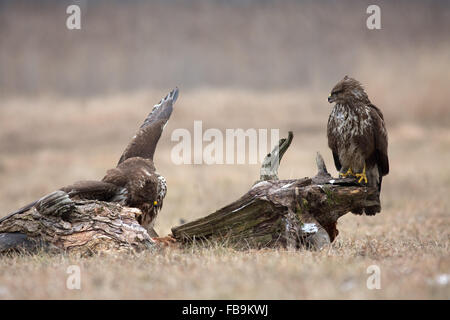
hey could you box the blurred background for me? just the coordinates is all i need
[1,0,449,110]
[0,0,449,236]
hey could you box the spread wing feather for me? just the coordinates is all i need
[118,88,179,165]
[60,180,120,201]
[0,181,120,224]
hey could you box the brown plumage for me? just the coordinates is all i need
[1,88,178,235]
[327,76,389,215]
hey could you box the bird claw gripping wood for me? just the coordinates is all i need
[355,165,368,184]
[339,168,353,178]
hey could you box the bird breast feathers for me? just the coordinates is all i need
[330,104,374,139]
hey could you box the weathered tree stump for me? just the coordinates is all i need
[171,132,379,250]
[0,191,155,255]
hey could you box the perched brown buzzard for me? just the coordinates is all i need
[1,88,179,236]
[327,76,389,215]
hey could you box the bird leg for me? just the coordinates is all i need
[355,164,368,184]
[339,168,353,178]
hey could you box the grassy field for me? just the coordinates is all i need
[0,88,448,299]
[0,0,449,300]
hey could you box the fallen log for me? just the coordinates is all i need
[0,132,379,254]
[171,132,379,250]
[0,191,155,255]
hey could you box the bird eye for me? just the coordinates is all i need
[153,200,158,206]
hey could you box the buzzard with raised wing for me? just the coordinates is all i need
[1,88,179,235]
[327,76,389,215]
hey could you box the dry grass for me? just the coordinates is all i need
[0,0,449,300]
[0,88,449,299]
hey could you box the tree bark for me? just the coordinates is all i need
[0,191,155,255]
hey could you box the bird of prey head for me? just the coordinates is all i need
[328,75,370,105]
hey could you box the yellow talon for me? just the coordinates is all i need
[339,168,353,178]
[355,165,368,184]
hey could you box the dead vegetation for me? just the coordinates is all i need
[0,0,449,300]
[0,89,448,299]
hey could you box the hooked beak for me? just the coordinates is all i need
[328,94,333,103]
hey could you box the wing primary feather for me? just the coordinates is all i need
[332,151,342,171]
[118,87,179,165]
[140,87,178,130]
[60,180,119,201]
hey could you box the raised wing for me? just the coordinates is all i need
[118,87,179,165]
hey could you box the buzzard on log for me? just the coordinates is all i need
[327,76,389,215]
[0,88,179,235]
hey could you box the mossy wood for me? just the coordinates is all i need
[171,132,379,249]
